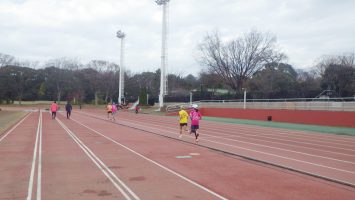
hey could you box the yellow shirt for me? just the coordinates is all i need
[179,110,188,123]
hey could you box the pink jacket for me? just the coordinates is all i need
[112,104,117,112]
[189,110,202,125]
[50,103,58,112]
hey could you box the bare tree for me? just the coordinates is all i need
[43,57,82,103]
[12,59,39,69]
[0,53,15,67]
[86,60,118,105]
[45,57,81,70]
[315,53,355,96]
[314,53,355,77]
[198,30,286,92]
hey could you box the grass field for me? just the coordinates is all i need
[0,111,27,135]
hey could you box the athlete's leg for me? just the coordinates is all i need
[179,124,183,138]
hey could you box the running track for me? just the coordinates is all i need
[0,109,354,200]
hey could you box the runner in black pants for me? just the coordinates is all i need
[65,101,72,119]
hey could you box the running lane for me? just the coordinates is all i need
[67,111,354,200]
[57,113,227,200]
[96,111,355,186]
[0,112,37,199]
[41,111,136,199]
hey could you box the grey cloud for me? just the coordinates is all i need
[0,0,354,75]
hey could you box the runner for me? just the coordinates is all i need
[135,104,140,114]
[178,105,189,138]
[50,101,58,119]
[189,104,202,142]
[111,102,117,121]
[107,102,113,120]
[65,101,72,119]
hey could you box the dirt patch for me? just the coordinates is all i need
[0,111,27,136]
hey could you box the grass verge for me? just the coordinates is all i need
[202,116,355,136]
[0,111,27,136]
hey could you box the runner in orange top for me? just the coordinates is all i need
[50,101,58,119]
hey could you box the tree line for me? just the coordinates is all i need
[1,30,354,105]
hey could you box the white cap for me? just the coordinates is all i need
[192,104,198,109]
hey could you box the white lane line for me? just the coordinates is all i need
[0,113,31,143]
[56,118,140,200]
[203,129,355,156]
[103,117,355,175]
[116,117,355,165]
[111,118,355,185]
[200,137,355,175]
[200,121,355,145]
[26,112,41,200]
[201,133,355,164]
[37,111,43,200]
[70,117,228,200]
[203,126,355,149]
[85,111,355,155]
[126,113,355,146]
[110,113,355,153]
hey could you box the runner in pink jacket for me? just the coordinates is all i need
[111,102,117,121]
[50,101,58,119]
[189,104,202,142]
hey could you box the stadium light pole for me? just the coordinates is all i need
[116,30,126,105]
[155,0,170,110]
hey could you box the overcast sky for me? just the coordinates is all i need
[1,0,354,75]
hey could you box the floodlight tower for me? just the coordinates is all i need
[116,30,125,105]
[155,0,170,110]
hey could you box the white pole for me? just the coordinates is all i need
[157,0,169,110]
[117,31,125,104]
[119,37,125,104]
[190,91,192,105]
[147,94,149,105]
[243,89,247,109]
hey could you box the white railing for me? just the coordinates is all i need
[165,97,355,112]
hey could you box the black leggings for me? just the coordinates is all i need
[191,125,199,139]
[66,111,71,118]
[52,112,56,119]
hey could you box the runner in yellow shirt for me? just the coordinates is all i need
[178,106,189,138]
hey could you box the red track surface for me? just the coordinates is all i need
[0,108,354,200]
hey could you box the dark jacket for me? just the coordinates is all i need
[65,103,72,112]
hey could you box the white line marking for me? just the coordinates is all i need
[27,112,41,200]
[82,111,355,185]
[0,113,31,143]
[202,129,355,156]
[126,113,355,146]
[203,125,355,149]
[201,133,355,164]
[114,117,355,165]
[103,118,355,175]
[131,114,355,152]
[56,118,140,200]
[37,111,42,200]
[200,120,355,143]
[201,137,355,175]
[70,117,228,200]
[113,116,355,185]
